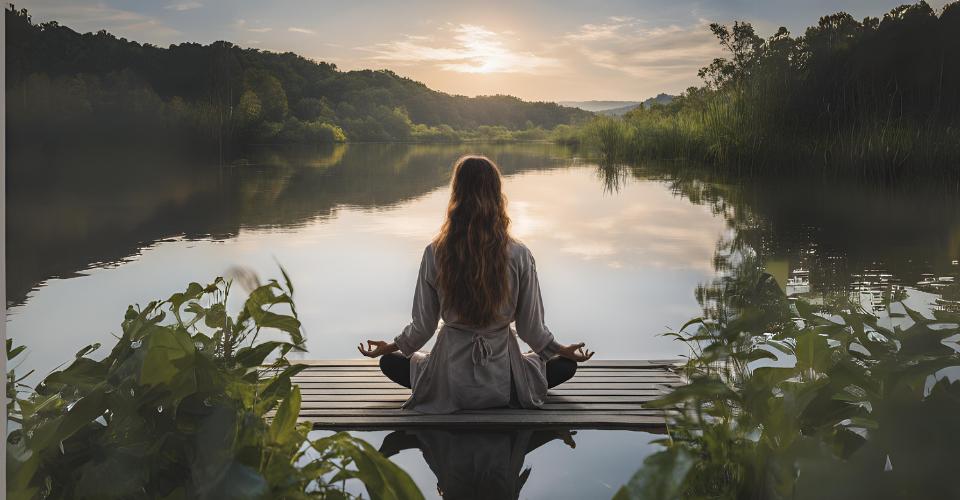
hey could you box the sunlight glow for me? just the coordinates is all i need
[370,24,556,74]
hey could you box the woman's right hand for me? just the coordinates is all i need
[358,340,398,358]
[556,342,594,362]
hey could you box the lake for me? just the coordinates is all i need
[7,142,959,498]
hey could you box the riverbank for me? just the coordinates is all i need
[560,107,960,184]
[560,2,960,184]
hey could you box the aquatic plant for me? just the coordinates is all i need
[5,274,422,499]
[615,270,960,499]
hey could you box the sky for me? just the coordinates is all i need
[17,0,953,102]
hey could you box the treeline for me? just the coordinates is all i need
[572,1,960,182]
[4,6,590,155]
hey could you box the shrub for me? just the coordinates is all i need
[6,273,422,499]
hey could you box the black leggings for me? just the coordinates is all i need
[379,352,577,389]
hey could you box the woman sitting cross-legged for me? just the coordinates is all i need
[358,155,594,414]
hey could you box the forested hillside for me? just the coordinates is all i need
[5,6,590,155]
[575,1,960,182]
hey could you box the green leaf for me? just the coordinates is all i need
[74,343,101,358]
[278,262,295,297]
[649,377,739,408]
[234,341,285,369]
[615,447,695,500]
[269,386,301,444]
[45,387,108,449]
[9,343,27,360]
[140,328,195,387]
[254,311,304,346]
[326,433,425,500]
[741,348,777,362]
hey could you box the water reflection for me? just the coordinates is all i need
[8,145,960,392]
[6,143,573,306]
[378,429,576,499]
[8,143,729,386]
[316,428,663,499]
[593,161,960,320]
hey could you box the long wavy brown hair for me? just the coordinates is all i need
[433,155,512,327]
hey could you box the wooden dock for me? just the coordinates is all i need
[292,359,683,430]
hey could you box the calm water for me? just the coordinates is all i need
[7,143,730,377]
[7,142,960,498]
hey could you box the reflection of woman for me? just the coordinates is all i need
[379,429,577,499]
[359,155,593,413]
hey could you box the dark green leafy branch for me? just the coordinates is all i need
[615,271,960,499]
[6,274,423,499]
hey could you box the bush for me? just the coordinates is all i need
[6,273,422,499]
[616,271,960,499]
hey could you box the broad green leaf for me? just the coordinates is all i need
[140,328,195,387]
[328,434,425,500]
[269,386,300,444]
[614,447,695,500]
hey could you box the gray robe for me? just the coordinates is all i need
[393,240,563,414]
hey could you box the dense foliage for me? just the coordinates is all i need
[5,6,590,153]
[574,1,960,182]
[6,273,423,499]
[615,264,960,499]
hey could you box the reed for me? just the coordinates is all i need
[569,1,960,184]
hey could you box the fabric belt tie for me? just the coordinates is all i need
[471,334,492,367]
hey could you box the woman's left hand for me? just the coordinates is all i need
[358,340,397,358]
[557,342,594,362]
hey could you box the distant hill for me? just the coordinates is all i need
[597,94,676,116]
[5,6,592,150]
[559,94,676,116]
[558,100,641,113]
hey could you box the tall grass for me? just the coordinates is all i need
[573,91,960,184]
[572,2,960,184]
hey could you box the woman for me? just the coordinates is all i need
[358,155,593,414]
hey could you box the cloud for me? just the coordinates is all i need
[25,2,180,42]
[164,1,203,11]
[365,24,558,74]
[234,19,271,33]
[564,17,722,84]
[288,27,316,35]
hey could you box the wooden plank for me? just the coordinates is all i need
[292,381,676,390]
[291,366,678,373]
[300,386,667,396]
[293,371,678,379]
[301,414,666,428]
[299,394,660,403]
[295,359,681,368]
[291,375,681,384]
[292,365,674,376]
[297,401,654,411]
[295,384,676,392]
[290,359,679,430]
[297,409,662,416]
[291,365,381,371]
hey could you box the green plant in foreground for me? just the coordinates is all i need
[616,273,960,499]
[6,274,423,500]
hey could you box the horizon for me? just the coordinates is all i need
[13,0,953,102]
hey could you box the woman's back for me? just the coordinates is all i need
[390,239,561,413]
[422,239,542,335]
[358,155,593,414]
